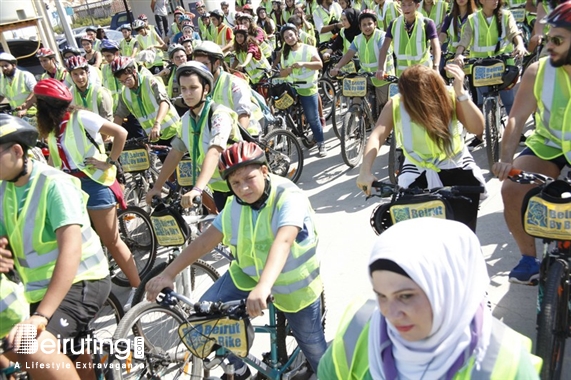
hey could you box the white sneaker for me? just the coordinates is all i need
[124,287,137,311]
[318,143,327,157]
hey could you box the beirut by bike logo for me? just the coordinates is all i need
[14,324,144,369]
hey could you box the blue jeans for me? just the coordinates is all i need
[200,271,327,372]
[476,86,515,115]
[298,93,324,144]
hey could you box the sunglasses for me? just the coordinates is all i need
[545,35,564,47]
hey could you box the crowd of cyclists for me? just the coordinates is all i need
[0,0,570,377]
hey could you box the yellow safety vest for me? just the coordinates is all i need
[314,4,343,43]
[528,57,571,164]
[281,44,319,96]
[420,0,448,28]
[215,24,233,47]
[179,101,242,192]
[392,89,464,172]
[447,16,467,51]
[47,111,116,186]
[221,174,322,313]
[120,37,138,57]
[0,163,109,303]
[467,10,513,58]
[236,49,271,84]
[167,69,179,98]
[0,69,34,110]
[0,274,27,338]
[354,29,394,87]
[41,65,67,82]
[339,29,351,54]
[391,13,432,75]
[121,73,181,138]
[101,63,122,109]
[375,0,401,31]
[136,33,165,67]
[71,83,111,119]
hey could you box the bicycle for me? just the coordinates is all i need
[509,4,533,48]
[325,52,359,139]
[108,287,325,379]
[382,75,405,185]
[506,169,571,380]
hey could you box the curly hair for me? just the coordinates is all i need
[36,96,77,139]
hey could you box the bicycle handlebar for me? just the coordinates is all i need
[368,180,485,200]
[151,194,202,209]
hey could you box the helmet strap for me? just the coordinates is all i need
[8,154,29,183]
[235,175,272,210]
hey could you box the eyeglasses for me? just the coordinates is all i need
[545,35,565,47]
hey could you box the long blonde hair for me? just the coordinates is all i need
[398,65,455,156]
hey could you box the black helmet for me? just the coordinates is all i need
[280,23,298,37]
[210,9,224,19]
[61,45,81,57]
[0,114,39,149]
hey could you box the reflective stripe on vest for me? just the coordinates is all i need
[0,275,27,338]
[41,65,67,82]
[71,84,104,114]
[136,34,164,66]
[221,174,321,312]
[120,38,137,57]
[376,0,400,31]
[355,30,394,86]
[0,163,109,303]
[216,25,233,47]
[315,4,342,43]
[281,44,319,96]
[392,14,431,75]
[447,17,465,49]
[101,64,122,108]
[531,57,571,163]
[339,29,350,54]
[122,74,180,138]
[46,112,116,186]
[0,69,30,108]
[237,50,271,84]
[420,0,447,28]
[211,71,264,125]
[468,11,512,57]
[393,89,463,172]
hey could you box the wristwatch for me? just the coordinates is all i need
[456,93,470,102]
[107,157,117,165]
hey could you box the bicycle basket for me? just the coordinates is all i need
[270,82,297,110]
[119,140,150,172]
[150,203,190,246]
[472,58,505,87]
[176,155,194,187]
[178,316,254,359]
[342,75,367,97]
[370,194,454,235]
[521,180,571,241]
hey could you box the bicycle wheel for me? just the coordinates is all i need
[110,302,202,379]
[483,97,501,170]
[340,109,366,168]
[90,291,124,341]
[331,94,349,140]
[318,77,335,121]
[131,259,220,307]
[263,128,304,184]
[536,260,569,380]
[388,137,404,185]
[111,206,158,287]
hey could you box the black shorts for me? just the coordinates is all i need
[30,276,111,343]
[518,147,570,171]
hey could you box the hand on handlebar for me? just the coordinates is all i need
[181,189,201,208]
[247,283,271,318]
[330,67,340,77]
[512,44,528,59]
[375,69,385,81]
[145,186,162,206]
[356,172,378,197]
[492,161,514,181]
[146,273,175,302]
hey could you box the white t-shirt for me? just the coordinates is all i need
[60,110,106,170]
[154,0,169,16]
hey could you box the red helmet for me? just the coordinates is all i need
[242,4,253,11]
[234,24,249,35]
[80,34,94,43]
[111,56,135,75]
[178,35,193,44]
[543,1,571,29]
[137,14,148,20]
[65,56,89,71]
[34,78,73,102]
[36,48,56,58]
[219,141,267,180]
[196,1,205,7]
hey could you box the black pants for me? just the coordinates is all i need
[154,14,169,37]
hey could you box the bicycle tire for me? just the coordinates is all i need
[536,259,568,380]
[318,77,335,121]
[483,98,501,171]
[90,291,125,341]
[331,94,349,140]
[111,206,158,287]
[131,259,220,307]
[263,128,304,184]
[109,302,202,379]
[340,110,366,168]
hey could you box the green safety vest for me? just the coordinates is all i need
[392,89,463,172]
[262,0,273,14]
[166,69,179,98]
[136,33,165,66]
[323,298,543,379]
[354,29,394,87]
[0,69,34,111]
[215,24,233,47]
[467,10,513,58]
[391,13,432,75]
[171,22,180,37]
[41,65,67,82]
[375,0,401,31]
[339,29,350,54]
[180,101,241,192]
[281,44,319,96]
[71,83,111,118]
[47,112,117,186]
[93,39,102,52]
[0,163,109,303]
[221,174,322,313]
[0,274,27,338]
[528,57,571,164]
[120,37,138,57]
[236,49,271,84]
[446,16,466,51]
[101,63,122,109]
[420,0,448,28]
[314,4,343,43]
[305,1,317,19]
[121,73,180,138]
[260,40,273,58]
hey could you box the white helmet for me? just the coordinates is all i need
[0,53,17,64]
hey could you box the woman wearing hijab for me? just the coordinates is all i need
[322,8,361,58]
[318,218,542,379]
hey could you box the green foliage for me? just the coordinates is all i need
[53,16,112,34]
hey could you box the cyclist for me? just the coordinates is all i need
[81,35,102,69]
[65,56,113,121]
[34,78,142,309]
[372,0,401,31]
[232,25,272,85]
[321,8,361,59]
[111,56,181,142]
[0,114,111,378]
[137,13,163,43]
[375,0,441,78]
[61,45,82,60]
[157,43,188,98]
[452,0,527,150]
[285,0,297,20]
[85,26,102,51]
[119,23,139,58]
[211,9,235,52]
[317,218,541,379]
[222,0,237,27]
[134,19,167,74]
[257,6,277,49]
[438,0,478,58]
[357,65,485,231]
[146,62,243,211]
[193,41,263,135]
[200,12,216,41]
[196,2,210,39]
[289,15,317,47]
[280,23,327,156]
[313,0,343,44]
[270,0,288,29]
[37,48,68,82]
[420,0,449,30]
[146,141,327,379]
[179,34,195,59]
[171,17,202,47]
[331,10,394,114]
[239,12,274,60]
[294,5,316,36]
[492,1,571,284]
[100,40,123,107]
[0,53,37,117]
[167,8,185,44]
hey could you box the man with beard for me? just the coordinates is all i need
[0,53,36,116]
[492,1,571,285]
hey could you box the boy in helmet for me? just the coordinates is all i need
[0,53,37,117]
[119,23,140,58]
[37,48,68,82]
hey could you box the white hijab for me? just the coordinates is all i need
[368,218,492,380]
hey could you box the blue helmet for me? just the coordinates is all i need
[100,39,120,52]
